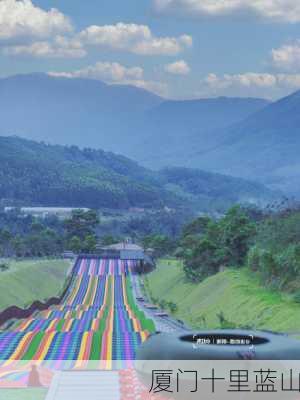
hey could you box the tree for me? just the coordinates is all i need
[142,234,175,257]
[182,206,256,282]
[30,222,44,233]
[184,238,219,281]
[0,229,13,257]
[12,235,26,258]
[69,236,82,254]
[64,209,99,240]
[182,216,211,237]
[218,206,256,266]
[101,235,119,246]
[82,235,97,253]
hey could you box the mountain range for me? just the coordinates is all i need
[188,90,300,195]
[0,73,268,159]
[1,73,300,195]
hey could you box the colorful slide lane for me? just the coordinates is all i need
[0,258,155,362]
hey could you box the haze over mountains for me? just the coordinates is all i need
[0,73,268,156]
[1,73,300,196]
[189,90,300,195]
[128,96,270,166]
[0,73,163,155]
[0,136,275,211]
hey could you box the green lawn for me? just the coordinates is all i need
[144,258,300,333]
[0,259,71,311]
[0,389,47,400]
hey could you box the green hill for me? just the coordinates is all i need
[0,259,70,311]
[0,136,277,212]
[144,259,300,333]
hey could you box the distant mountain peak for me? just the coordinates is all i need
[186,87,300,196]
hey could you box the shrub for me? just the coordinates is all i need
[167,301,178,313]
[247,246,261,272]
[216,311,237,329]
[0,262,9,272]
[293,291,300,304]
[248,243,300,291]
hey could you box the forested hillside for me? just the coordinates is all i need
[0,137,277,211]
[0,136,165,209]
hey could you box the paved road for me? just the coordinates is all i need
[131,274,190,334]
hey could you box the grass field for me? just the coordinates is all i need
[0,259,70,311]
[0,389,47,400]
[144,258,300,333]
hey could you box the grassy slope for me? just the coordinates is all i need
[144,259,300,332]
[0,259,70,311]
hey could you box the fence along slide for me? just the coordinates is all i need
[0,257,155,361]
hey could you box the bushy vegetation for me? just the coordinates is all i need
[247,210,300,292]
[64,209,99,253]
[123,208,194,239]
[142,235,177,257]
[0,262,9,272]
[0,208,99,257]
[0,208,64,257]
[180,206,256,282]
[176,205,300,295]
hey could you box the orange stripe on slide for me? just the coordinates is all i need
[33,332,56,361]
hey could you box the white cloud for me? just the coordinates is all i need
[48,62,167,97]
[0,0,72,40]
[165,60,190,75]
[271,41,300,71]
[0,5,192,60]
[79,22,192,56]
[198,72,300,98]
[4,36,86,58]
[128,80,168,96]
[49,62,144,82]
[205,72,277,88]
[153,0,300,23]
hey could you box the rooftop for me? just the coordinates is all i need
[102,243,144,251]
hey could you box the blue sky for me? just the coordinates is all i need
[2,0,300,99]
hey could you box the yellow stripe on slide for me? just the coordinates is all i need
[64,319,73,332]
[66,276,82,305]
[4,332,33,366]
[106,276,114,362]
[81,276,92,306]
[17,319,33,332]
[35,332,56,362]
[76,331,89,365]
[140,331,148,342]
[89,277,98,307]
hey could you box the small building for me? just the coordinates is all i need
[62,251,76,259]
[98,242,145,261]
[4,207,90,220]
[145,248,155,257]
[129,207,145,214]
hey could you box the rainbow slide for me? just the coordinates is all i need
[0,258,155,362]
